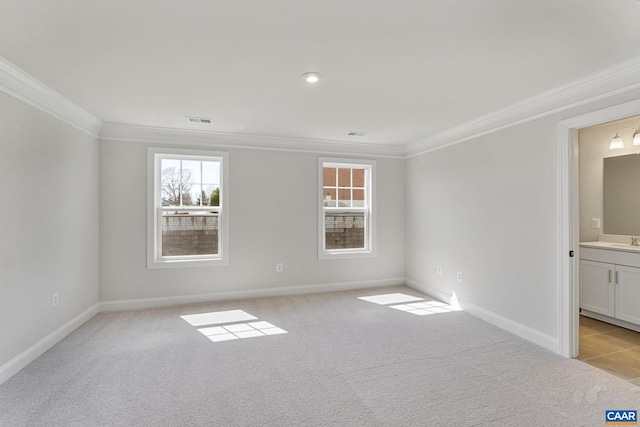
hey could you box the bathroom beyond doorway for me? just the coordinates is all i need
[578,315,640,386]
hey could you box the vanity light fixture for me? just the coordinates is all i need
[609,133,625,150]
[302,72,322,83]
[608,126,640,150]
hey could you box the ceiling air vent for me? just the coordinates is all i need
[345,131,368,137]
[186,116,213,125]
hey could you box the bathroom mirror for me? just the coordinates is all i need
[603,153,640,235]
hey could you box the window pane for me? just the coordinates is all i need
[338,188,352,207]
[162,211,219,256]
[193,187,207,206]
[352,168,365,187]
[323,188,336,207]
[161,161,184,206]
[325,212,365,250]
[161,158,180,170]
[182,160,201,182]
[324,167,336,186]
[353,189,365,207]
[180,160,199,206]
[338,168,351,187]
[202,161,220,185]
[207,186,221,207]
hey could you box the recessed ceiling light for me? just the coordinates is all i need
[302,72,322,83]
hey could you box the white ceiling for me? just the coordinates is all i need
[2,0,640,148]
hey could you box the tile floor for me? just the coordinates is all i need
[578,315,640,386]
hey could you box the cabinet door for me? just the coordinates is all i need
[580,260,615,316]
[614,265,640,325]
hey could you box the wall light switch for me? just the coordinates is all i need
[276,263,283,272]
[437,265,442,276]
[591,218,601,229]
[457,272,463,283]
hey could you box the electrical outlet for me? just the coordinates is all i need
[437,265,443,276]
[591,218,601,229]
[457,272,463,283]
[52,292,59,307]
[276,263,283,272]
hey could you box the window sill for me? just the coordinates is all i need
[319,249,376,260]
[147,257,228,269]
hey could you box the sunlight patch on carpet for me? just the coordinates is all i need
[181,310,286,342]
[358,293,460,316]
[390,301,458,316]
[358,293,423,305]
[198,321,286,342]
[181,309,258,327]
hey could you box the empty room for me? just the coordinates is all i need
[2,1,640,425]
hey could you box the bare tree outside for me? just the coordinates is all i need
[161,167,193,206]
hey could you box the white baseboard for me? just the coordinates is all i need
[0,303,100,386]
[100,277,405,312]
[458,300,559,353]
[405,278,559,354]
[4,276,560,388]
[1,278,404,385]
[404,278,454,305]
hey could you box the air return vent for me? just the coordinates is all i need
[345,131,368,137]
[186,116,213,124]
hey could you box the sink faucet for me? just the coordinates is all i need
[632,237,640,246]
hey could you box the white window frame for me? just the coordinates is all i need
[318,157,376,260]
[147,147,229,269]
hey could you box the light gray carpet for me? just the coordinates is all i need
[1,285,638,426]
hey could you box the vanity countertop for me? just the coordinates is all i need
[580,241,640,253]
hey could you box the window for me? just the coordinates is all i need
[318,158,375,259]
[147,148,229,268]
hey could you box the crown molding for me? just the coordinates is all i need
[405,55,640,157]
[100,123,406,158]
[4,50,640,158]
[0,56,102,138]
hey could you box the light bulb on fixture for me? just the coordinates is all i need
[302,72,322,83]
[634,129,640,146]
[609,133,625,150]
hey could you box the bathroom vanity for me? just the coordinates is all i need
[579,240,640,331]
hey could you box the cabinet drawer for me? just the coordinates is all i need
[580,247,640,268]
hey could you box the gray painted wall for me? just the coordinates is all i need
[99,141,405,302]
[0,91,99,368]
[5,65,640,381]
[405,89,640,340]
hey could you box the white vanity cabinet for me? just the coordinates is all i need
[614,264,640,325]
[579,260,615,316]
[579,245,640,328]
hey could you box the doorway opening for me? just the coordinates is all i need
[575,116,640,385]
[559,100,640,385]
